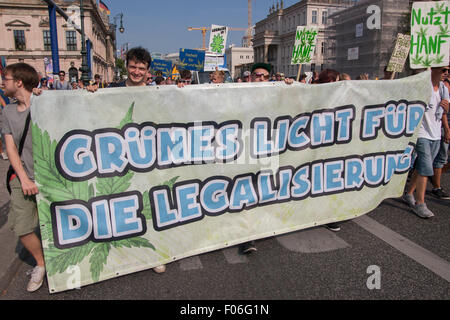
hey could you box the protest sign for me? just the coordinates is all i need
[32,71,431,293]
[291,26,318,81]
[150,59,173,78]
[387,34,411,74]
[209,25,228,54]
[410,1,450,69]
[204,53,227,71]
[179,48,205,71]
[291,26,318,65]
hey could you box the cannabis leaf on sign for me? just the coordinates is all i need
[211,34,225,53]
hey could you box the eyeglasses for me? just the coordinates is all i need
[3,77,14,81]
[251,72,270,80]
[180,79,191,84]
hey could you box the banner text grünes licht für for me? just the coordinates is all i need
[31,71,431,293]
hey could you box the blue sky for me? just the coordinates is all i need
[107,0,299,54]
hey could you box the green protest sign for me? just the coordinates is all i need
[291,26,318,65]
[410,1,450,69]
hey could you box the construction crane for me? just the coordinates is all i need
[188,0,253,50]
[187,27,247,51]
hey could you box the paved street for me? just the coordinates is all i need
[0,157,449,303]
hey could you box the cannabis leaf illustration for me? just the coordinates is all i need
[438,25,450,37]
[211,34,225,53]
[32,126,90,203]
[416,27,428,39]
[422,55,433,67]
[34,102,160,282]
[411,54,423,65]
[435,2,445,14]
[434,54,445,64]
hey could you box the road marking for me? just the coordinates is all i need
[276,227,350,253]
[353,215,450,283]
[178,256,203,271]
[222,247,249,264]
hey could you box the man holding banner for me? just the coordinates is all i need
[430,66,450,199]
[1,63,46,292]
[86,46,167,274]
[404,67,449,217]
[107,47,152,88]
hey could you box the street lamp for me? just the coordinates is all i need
[79,0,90,86]
[113,13,124,34]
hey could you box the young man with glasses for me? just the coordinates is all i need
[238,63,294,254]
[1,63,46,292]
[403,67,450,217]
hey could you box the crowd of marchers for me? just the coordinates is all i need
[0,46,448,293]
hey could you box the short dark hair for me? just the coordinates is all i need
[155,76,165,85]
[4,63,39,92]
[318,69,340,83]
[58,70,66,75]
[251,63,272,73]
[126,47,152,69]
[180,69,192,79]
[94,74,101,79]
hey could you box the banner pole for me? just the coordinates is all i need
[296,64,302,82]
[390,71,396,80]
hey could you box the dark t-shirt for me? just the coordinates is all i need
[108,81,127,88]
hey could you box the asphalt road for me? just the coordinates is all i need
[1,173,449,305]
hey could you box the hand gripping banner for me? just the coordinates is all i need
[31,71,431,292]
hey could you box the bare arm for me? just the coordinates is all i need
[442,113,450,143]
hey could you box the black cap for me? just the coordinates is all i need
[251,63,272,73]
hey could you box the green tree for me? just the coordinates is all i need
[115,57,127,77]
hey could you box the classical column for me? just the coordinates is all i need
[264,44,269,64]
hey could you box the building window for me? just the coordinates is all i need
[322,11,328,25]
[13,30,26,51]
[66,30,77,51]
[43,30,51,51]
[312,10,318,24]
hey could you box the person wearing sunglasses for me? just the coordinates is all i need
[250,63,272,82]
[176,69,193,88]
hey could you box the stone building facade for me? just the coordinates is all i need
[0,0,116,82]
[252,0,357,77]
[225,44,254,79]
[324,0,413,79]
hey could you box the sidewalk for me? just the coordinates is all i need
[0,157,27,295]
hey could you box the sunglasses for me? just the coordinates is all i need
[442,68,450,72]
[180,79,191,84]
[251,73,270,79]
